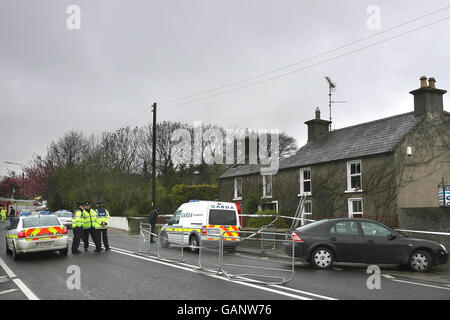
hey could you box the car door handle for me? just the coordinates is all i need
[367,240,375,244]
[329,237,337,241]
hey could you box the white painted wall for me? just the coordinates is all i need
[108,217,130,231]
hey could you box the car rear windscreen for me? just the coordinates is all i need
[57,212,72,217]
[208,209,237,226]
[295,219,329,232]
[23,216,60,228]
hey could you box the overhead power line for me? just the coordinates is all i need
[119,7,450,128]
[158,5,450,106]
[159,15,450,110]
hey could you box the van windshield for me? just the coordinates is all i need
[209,209,237,226]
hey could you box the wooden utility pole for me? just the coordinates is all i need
[151,102,157,209]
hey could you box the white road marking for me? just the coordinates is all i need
[108,247,314,300]
[104,244,337,300]
[0,288,19,295]
[382,274,395,279]
[12,278,39,300]
[270,284,337,300]
[0,256,39,300]
[392,279,450,291]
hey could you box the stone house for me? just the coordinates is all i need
[217,77,449,228]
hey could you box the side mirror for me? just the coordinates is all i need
[388,234,397,241]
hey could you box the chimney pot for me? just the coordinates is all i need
[315,107,321,119]
[410,76,446,118]
[420,76,427,88]
[428,77,436,89]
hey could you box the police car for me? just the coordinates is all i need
[160,200,241,253]
[54,210,73,228]
[5,212,69,260]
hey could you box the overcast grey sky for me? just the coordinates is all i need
[1,0,449,177]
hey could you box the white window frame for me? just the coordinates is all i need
[258,200,279,213]
[299,167,312,196]
[262,175,273,198]
[346,160,363,192]
[348,198,363,217]
[233,177,242,200]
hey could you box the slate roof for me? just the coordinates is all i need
[219,112,421,179]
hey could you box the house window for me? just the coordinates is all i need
[302,200,312,224]
[303,200,312,215]
[261,201,278,212]
[300,168,312,195]
[348,198,363,218]
[262,175,272,198]
[347,160,362,191]
[234,177,242,200]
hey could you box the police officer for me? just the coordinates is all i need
[71,202,84,254]
[9,206,16,226]
[82,201,101,252]
[0,207,6,223]
[95,200,110,251]
[148,207,159,243]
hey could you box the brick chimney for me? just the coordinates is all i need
[305,107,331,141]
[410,76,446,118]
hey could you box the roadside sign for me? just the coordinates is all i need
[438,186,450,207]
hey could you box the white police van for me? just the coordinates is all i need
[160,200,241,252]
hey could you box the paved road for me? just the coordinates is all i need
[1,227,449,301]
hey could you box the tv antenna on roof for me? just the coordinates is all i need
[325,76,346,130]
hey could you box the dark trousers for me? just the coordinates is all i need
[99,228,109,249]
[150,223,156,242]
[83,227,101,251]
[72,227,82,253]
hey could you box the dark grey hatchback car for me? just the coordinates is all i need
[286,218,448,272]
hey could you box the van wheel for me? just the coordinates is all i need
[189,235,199,253]
[160,232,170,248]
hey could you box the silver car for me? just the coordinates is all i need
[5,213,69,260]
[54,210,73,229]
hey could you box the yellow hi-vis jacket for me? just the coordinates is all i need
[72,209,83,228]
[82,209,98,229]
[94,207,110,229]
[1,209,6,222]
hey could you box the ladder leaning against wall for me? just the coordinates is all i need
[289,193,307,231]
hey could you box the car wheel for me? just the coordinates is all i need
[160,232,170,248]
[60,246,69,256]
[189,235,199,253]
[311,247,334,269]
[409,250,433,273]
[5,237,11,255]
[12,243,19,261]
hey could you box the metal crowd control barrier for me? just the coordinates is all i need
[137,222,158,256]
[158,227,185,263]
[220,230,295,285]
[136,221,184,263]
[198,227,223,274]
[197,227,295,285]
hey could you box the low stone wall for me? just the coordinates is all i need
[398,207,450,249]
